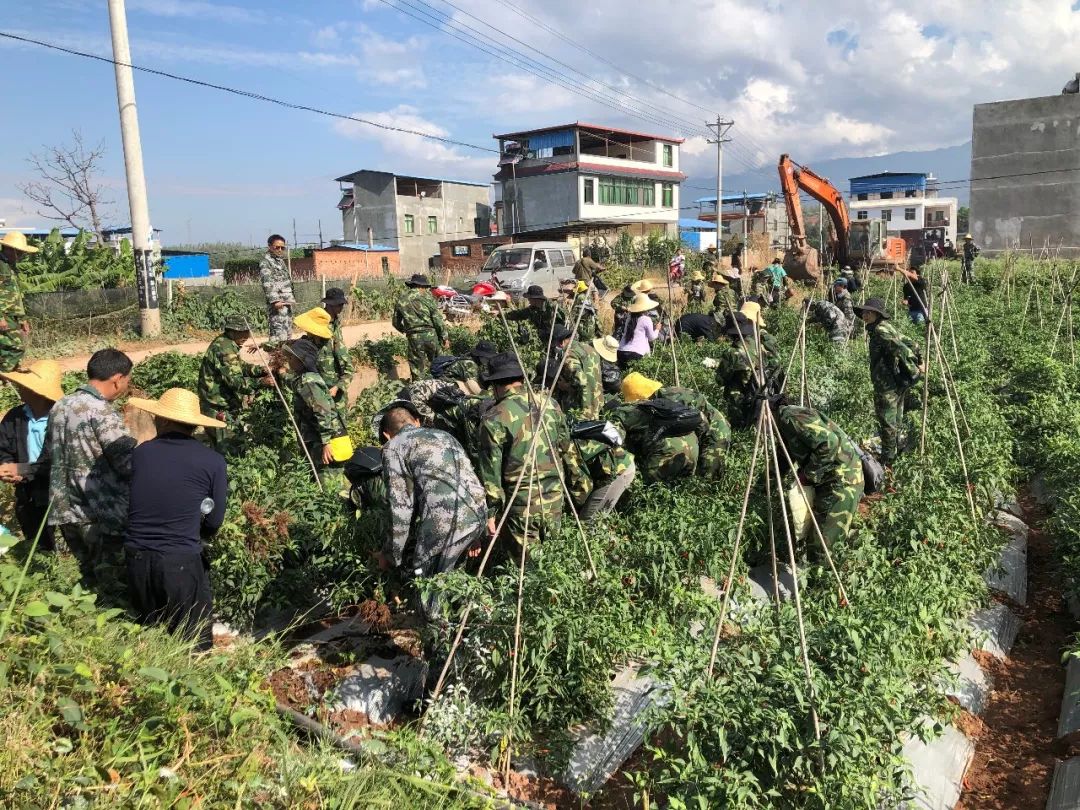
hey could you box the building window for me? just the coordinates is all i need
[452,245,471,256]
[881,210,892,222]
[905,190,917,198]
[662,144,673,167]
[427,216,438,234]
[381,257,390,273]
[583,178,595,205]
[598,176,655,206]
[880,191,893,200]
[904,207,917,221]
[856,210,868,220]
[661,183,674,208]
[935,210,944,222]
[857,193,868,201]
[482,243,500,255]
[403,214,414,234]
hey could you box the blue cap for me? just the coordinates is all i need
[833,277,847,287]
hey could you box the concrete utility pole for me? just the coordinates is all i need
[742,190,748,250]
[706,116,734,258]
[108,0,160,336]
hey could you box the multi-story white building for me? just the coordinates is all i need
[492,122,684,240]
[847,172,959,249]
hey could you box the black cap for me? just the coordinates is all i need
[322,287,347,306]
[524,285,546,299]
[284,338,321,373]
[852,297,890,319]
[482,352,525,383]
[406,274,431,287]
[470,339,498,360]
[551,324,572,344]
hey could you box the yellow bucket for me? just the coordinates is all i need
[328,435,355,463]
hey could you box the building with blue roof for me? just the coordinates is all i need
[847,172,958,248]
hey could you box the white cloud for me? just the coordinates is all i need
[355,27,428,88]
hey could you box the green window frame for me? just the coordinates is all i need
[403,214,414,234]
[597,176,656,206]
[662,144,673,167]
[427,216,438,234]
[583,178,594,204]
[661,183,674,208]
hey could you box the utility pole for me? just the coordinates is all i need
[742,190,748,251]
[292,218,298,249]
[706,116,734,258]
[818,202,824,259]
[318,218,323,248]
[108,0,160,336]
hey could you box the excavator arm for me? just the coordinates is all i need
[777,154,851,278]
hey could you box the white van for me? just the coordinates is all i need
[474,241,577,298]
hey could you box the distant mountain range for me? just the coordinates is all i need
[687,141,973,206]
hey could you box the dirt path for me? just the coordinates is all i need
[957,496,1073,810]
[50,320,398,373]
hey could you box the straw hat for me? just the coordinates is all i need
[708,271,729,287]
[0,359,63,401]
[964,233,973,240]
[0,232,39,254]
[488,290,510,303]
[128,387,227,429]
[622,372,663,402]
[627,292,659,313]
[690,271,705,282]
[293,306,333,339]
[592,335,619,363]
[739,301,766,328]
[630,279,654,294]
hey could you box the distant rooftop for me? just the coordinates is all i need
[849,171,929,181]
[694,192,775,206]
[679,218,717,230]
[330,242,399,252]
[334,169,488,187]
[0,226,81,238]
[493,121,685,145]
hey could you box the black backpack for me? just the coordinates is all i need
[636,398,703,440]
[344,447,383,486]
[428,384,466,414]
[855,445,886,494]
[600,360,621,394]
[430,355,460,379]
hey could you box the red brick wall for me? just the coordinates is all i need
[439,236,511,279]
[300,250,401,279]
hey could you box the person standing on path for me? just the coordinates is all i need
[47,348,137,600]
[854,297,923,465]
[259,234,296,344]
[0,231,38,372]
[198,316,272,449]
[393,274,449,379]
[0,360,63,551]
[124,388,227,652]
[764,257,788,308]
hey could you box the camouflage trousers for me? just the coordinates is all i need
[806,463,864,559]
[874,387,909,464]
[268,305,293,343]
[58,524,128,606]
[0,329,25,372]
[698,436,731,480]
[493,503,563,568]
[639,444,699,484]
[406,331,440,379]
[961,259,975,284]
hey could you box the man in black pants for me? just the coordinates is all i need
[125,387,228,651]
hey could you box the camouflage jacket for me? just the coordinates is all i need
[710,286,737,320]
[0,256,25,325]
[382,425,487,573]
[258,252,294,306]
[477,389,589,519]
[291,370,345,447]
[775,405,862,487]
[658,385,732,460]
[318,318,355,393]
[831,288,855,326]
[556,343,604,420]
[867,319,921,393]
[604,399,700,484]
[686,281,707,311]
[47,385,136,534]
[435,393,497,470]
[572,255,603,281]
[407,377,460,425]
[393,287,448,341]
[505,300,566,342]
[713,335,782,426]
[437,356,480,384]
[576,439,634,491]
[568,293,598,341]
[198,334,265,415]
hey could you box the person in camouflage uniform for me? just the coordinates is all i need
[714,312,784,427]
[431,340,498,394]
[855,297,923,464]
[0,231,37,372]
[259,234,295,344]
[805,299,849,344]
[48,349,137,600]
[830,278,856,332]
[566,281,599,341]
[477,354,590,560]
[685,271,708,315]
[962,234,980,284]
[197,316,272,448]
[574,427,636,520]
[709,272,737,324]
[432,391,497,471]
[283,339,348,470]
[318,289,356,419]
[545,325,604,420]
[393,274,449,379]
[505,285,566,346]
[377,402,487,618]
[740,301,782,364]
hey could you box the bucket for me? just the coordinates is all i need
[328,435,355,463]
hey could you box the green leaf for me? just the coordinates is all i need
[57,697,83,725]
[137,666,171,682]
[0,532,21,549]
[23,600,50,617]
[45,591,72,608]
[74,662,93,679]
[229,708,260,729]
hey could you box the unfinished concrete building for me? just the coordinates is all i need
[970,91,1080,255]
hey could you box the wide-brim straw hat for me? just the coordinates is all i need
[128,387,227,429]
[293,306,333,339]
[628,292,659,314]
[708,271,729,287]
[0,359,63,401]
[853,297,890,319]
[630,280,655,294]
[690,271,705,282]
[964,234,973,240]
[706,245,718,253]
[740,301,767,328]
[0,231,39,254]
[592,335,619,363]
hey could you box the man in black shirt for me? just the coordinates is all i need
[675,313,719,343]
[901,267,929,324]
[125,387,228,651]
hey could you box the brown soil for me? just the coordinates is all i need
[466,764,575,810]
[956,496,1073,810]
[358,599,393,633]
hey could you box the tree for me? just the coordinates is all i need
[957,206,970,236]
[18,131,111,243]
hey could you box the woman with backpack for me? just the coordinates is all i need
[616,293,660,370]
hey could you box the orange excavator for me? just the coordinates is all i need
[778,154,907,281]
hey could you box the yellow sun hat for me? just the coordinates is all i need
[630,279,655,294]
[575,280,589,294]
[709,271,729,287]
[293,306,333,339]
[592,335,619,363]
[740,300,766,328]
[690,271,705,282]
[622,372,663,402]
[0,359,63,401]
[127,387,227,429]
[0,232,39,254]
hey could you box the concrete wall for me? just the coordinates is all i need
[970,93,1080,254]
[505,172,579,233]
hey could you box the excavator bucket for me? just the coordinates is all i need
[782,243,820,282]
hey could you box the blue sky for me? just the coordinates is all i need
[2,0,1078,244]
